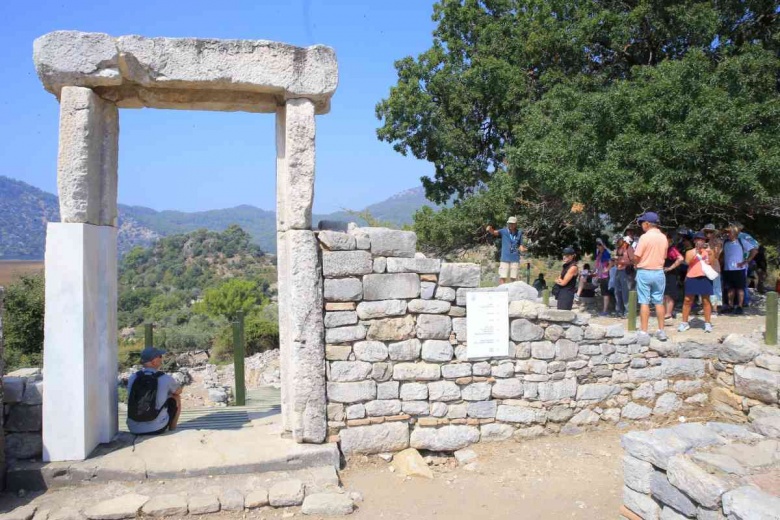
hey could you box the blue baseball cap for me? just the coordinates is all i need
[637,212,660,224]
[140,346,166,363]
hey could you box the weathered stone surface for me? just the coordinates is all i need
[408,299,451,314]
[577,384,620,402]
[623,487,661,520]
[438,263,481,287]
[84,494,149,520]
[461,382,492,401]
[327,381,376,403]
[5,432,43,459]
[623,455,654,493]
[416,315,452,340]
[569,409,600,426]
[34,31,121,92]
[719,334,762,364]
[623,429,694,469]
[508,300,544,319]
[422,340,454,362]
[386,257,441,274]
[531,341,555,360]
[393,363,441,381]
[436,286,457,302]
[496,406,547,424]
[538,309,576,322]
[666,455,731,509]
[393,448,434,479]
[722,485,780,520]
[537,378,576,401]
[318,230,356,251]
[365,399,402,417]
[363,228,417,257]
[402,401,430,416]
[353,341,389,362]
[661,358,706,379]
[650,471,697,517]
[420,281,436,300]
[301,493,354,516]
[400,383,428,401]
[21,380,44,405]
[3,376,26,404]
[510,319,544,342]
[583,324,607,340]
[322,250,373,277]
[734,365,780,403]
[547,406,574,423]
[326,344,352,361]
[492,378,524,399]
[2,506,37,520]
[621,403,652,420]
[410,425,480,451]
[373,257,387,273]
[326,325,367,344]
[340,422,410,454]
[752,416,780,438]
[755,353,780,372]
[363,273,420,300]
[442,363,472,379]
[5,405,43,432]
[428,381,461,402]
[480,423,514,441]
[325,302,357,311]
[142,495,188,517]
[653,393,683,416]
[367,315,416,341]
[388,338,421,361]
[704,422,762,441]
[356,300,407,320]
[269,480,304,507]
[468,400,498,419]
[677,341,719,359]
[329,361,372,382]
[324,311,358,328]
[324,278,363,301]
[346,404,365,419]
[376,381,399,400]
[554,339,578,361]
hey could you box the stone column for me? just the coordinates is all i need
[276,99,326,443]
[43,87,119,461]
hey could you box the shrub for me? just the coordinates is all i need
[3,274,45,370]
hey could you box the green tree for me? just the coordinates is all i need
[3,274,45,369]
[194,278,263,320]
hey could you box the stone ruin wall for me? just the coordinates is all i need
[318,227,780,456]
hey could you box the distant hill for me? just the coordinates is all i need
[0,176,442,259]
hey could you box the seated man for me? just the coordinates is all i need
[127,347,182,435]
[532,273,548,296]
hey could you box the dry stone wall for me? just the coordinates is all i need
[3,369,43,462]
[319,227,780,456]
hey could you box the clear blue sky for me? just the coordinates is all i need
[0,0,437,213]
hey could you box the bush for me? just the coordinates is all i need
[211,312,279,363]
[3,274,45,370]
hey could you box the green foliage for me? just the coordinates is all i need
[3,274,45,370]
[211,311,280,363]
[194,278,263,321]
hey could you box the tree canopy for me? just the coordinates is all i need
[377,0,780,252]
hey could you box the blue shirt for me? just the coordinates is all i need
[499,227,523,263]
[126,368,180,434]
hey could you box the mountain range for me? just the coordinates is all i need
[0,176,440,259]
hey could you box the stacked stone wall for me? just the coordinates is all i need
[319,227,780,455]
[3,369,43,462]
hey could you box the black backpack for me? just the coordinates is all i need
[128,370,163,422]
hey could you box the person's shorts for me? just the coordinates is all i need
[685,276,713,296]
[722,270,747,291]
[598,278,609,296]
[499,262,519,279]
[137,398,178,436]
[636,269,665,305]
[664,273,680,300]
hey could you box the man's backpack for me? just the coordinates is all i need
[128,370,164,422]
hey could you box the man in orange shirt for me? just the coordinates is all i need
[633,212,668,341]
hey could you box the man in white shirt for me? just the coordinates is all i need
[721,224,758,315]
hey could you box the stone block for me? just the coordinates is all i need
[435,286,457,302]
[5,432,43,460]
[329,361,372,382]
[353,341,389,362]
[496,406,547,425]
[467,401,497,419]
[428,381,461,402]
[480,423,514,442]
[420,281,436,300]
[583,325,607,340]
[441,364,472,379]
[327,381,376,403]
[318,230,356,251]
[187,495,220,515]
[653,393,683,416]
[377,381,400,400]
[531,341,555,360]
[402,401,429,416]
[621,427,722,470]
[386,257,441,274]
[722,485,780,519]
[491,362,515,378]
[3,377,26,404]
[269,479,304,507]
[142,494,188,517]
[508,300,544,319]
[327,403,345,421]
[734,365,780,404]
[569,409,600,426]
[755,353,780,372]
[621,403,652,420]
[438,263,481,287]
[537,378,576,401]
[555,339,578,361]
[324,278,363,301]
[408,299,451,314]
[422,340,453,362]
[538,309,576,322]
[322,250,373,277]
[718,334,762,364]
[84,494,149,520]
[244,489,269,509]
[461,382,492,401]
[660,359,706,379]
[650,471,697,518]
[367,316,416,341]
[324,311,358,328]
[492,379,524,399]
[544,324,564,342]
[565,326,584,342]
[346,404,366,419]
[752,416,780,438]
[372,362,391,382]
[400,383,428,401]
[547,406,574,423]
[677,341,719,359]
[339,422,410,454]
[365,400,402,417]
[622,487,661,520]
[326,344,352,361]
[510,319,544,342]
[363,228,417,257]
[325,302,356,311]
[356,300,407,320]
[325,325,367,344]
[302,493,355,516]
[576,384,620,402]
[388,339,421,361]
[416,315,452,340]
[623,455,654,493]
[430,402,448,417]
[6,405,43,432]
[393,363,441,381]
[410,425,480,451]
[666,455,731,509]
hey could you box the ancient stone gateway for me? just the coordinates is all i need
[33,31,338,461]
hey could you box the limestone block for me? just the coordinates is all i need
[408,299,451,314]
[142,494,188,517]
[3,377,26,404]
[538,309,576,322]
[346,404,365,419]
[653,393,683,416]
[361,228,417,257]
[33,31,122,93]
[365,399,402,417]
[327,403,345,421]
[326,345,352,361]
[569,409,600,426]
[565,326,584,342]
[428,381,461,402]
[514,425,546,440]
[734,365,780,404]
[329,361,372,382]
[410,425,480,451]
[467,400,497,419]
[492,378,524,398]
[420,281,436,300]
[393,363,441,381]
[5,432,43,460]
[508,300,545,319]
[416,315,452,340]
[353,341,389,362]
[269,480,304,507]
[537,378,576,401]
[606,323,625,337]
[621,427,719,470]
[755,353,780,372]
[318,230,356,251]
[377,381,400,400]
[402,401,430,416]
[461,382,492,401]
[363,273,420,300]
[576,384,620,402]
[666,455,731,509]
[480,423,514,442]
[324,311,358,328]
[5,405,42,432]
[388,339,422,361]
[676,341,719,359]
[704,422,762,441]
[324,278,363,301]
[373,256,387,273]
[244,489,270,509]
[531,341,555,360]
[510,319,544,342]
[339,422,410,454]
[472,361,491,376]
[302,493,355,516]
[326,381,376,403]
[56,87,118,226]
[422,340,453,362]
[544,324,564,342]
[356,300,407,320]
[661,359,706,379]
[496,406,547,424]
[555,339,578,361]
[752,416,780,438]
[718,334,762,364]
[622,403,652,420]
[277,99,316,230]
[622,487,661,520]
[650,471,697,518]
[442,363,472,379]
[84,494,149,520]
[623,455,654,494]
[322,250,373,277]
[367,316,416,341]
[435,286,457,302]
[325,325,367,344]
[722,485,780,519]
[386,257,441,274]
[584,325,607,340]
[439,263,481,287]
[492,362,515,378]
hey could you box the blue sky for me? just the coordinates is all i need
[0,0,437,213]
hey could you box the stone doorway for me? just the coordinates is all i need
[33,31,338,461]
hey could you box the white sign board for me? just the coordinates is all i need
[466,291,509,359]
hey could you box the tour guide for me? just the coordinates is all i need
[126,347,182,435]
[633,212,668,342]
[486,216,527,284]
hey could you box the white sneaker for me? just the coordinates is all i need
[704,323,713,333]
[655,330,668,342]
[678,322,691,332]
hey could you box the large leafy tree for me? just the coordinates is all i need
[377,0,780,249]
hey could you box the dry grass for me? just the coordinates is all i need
[0,261,43,287]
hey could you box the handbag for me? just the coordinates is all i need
[551,284,561,298]
[697,254,718,281]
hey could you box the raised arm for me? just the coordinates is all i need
[485,225,501,237]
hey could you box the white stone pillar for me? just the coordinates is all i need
[43,87,119,461]
[276,99,326,443]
